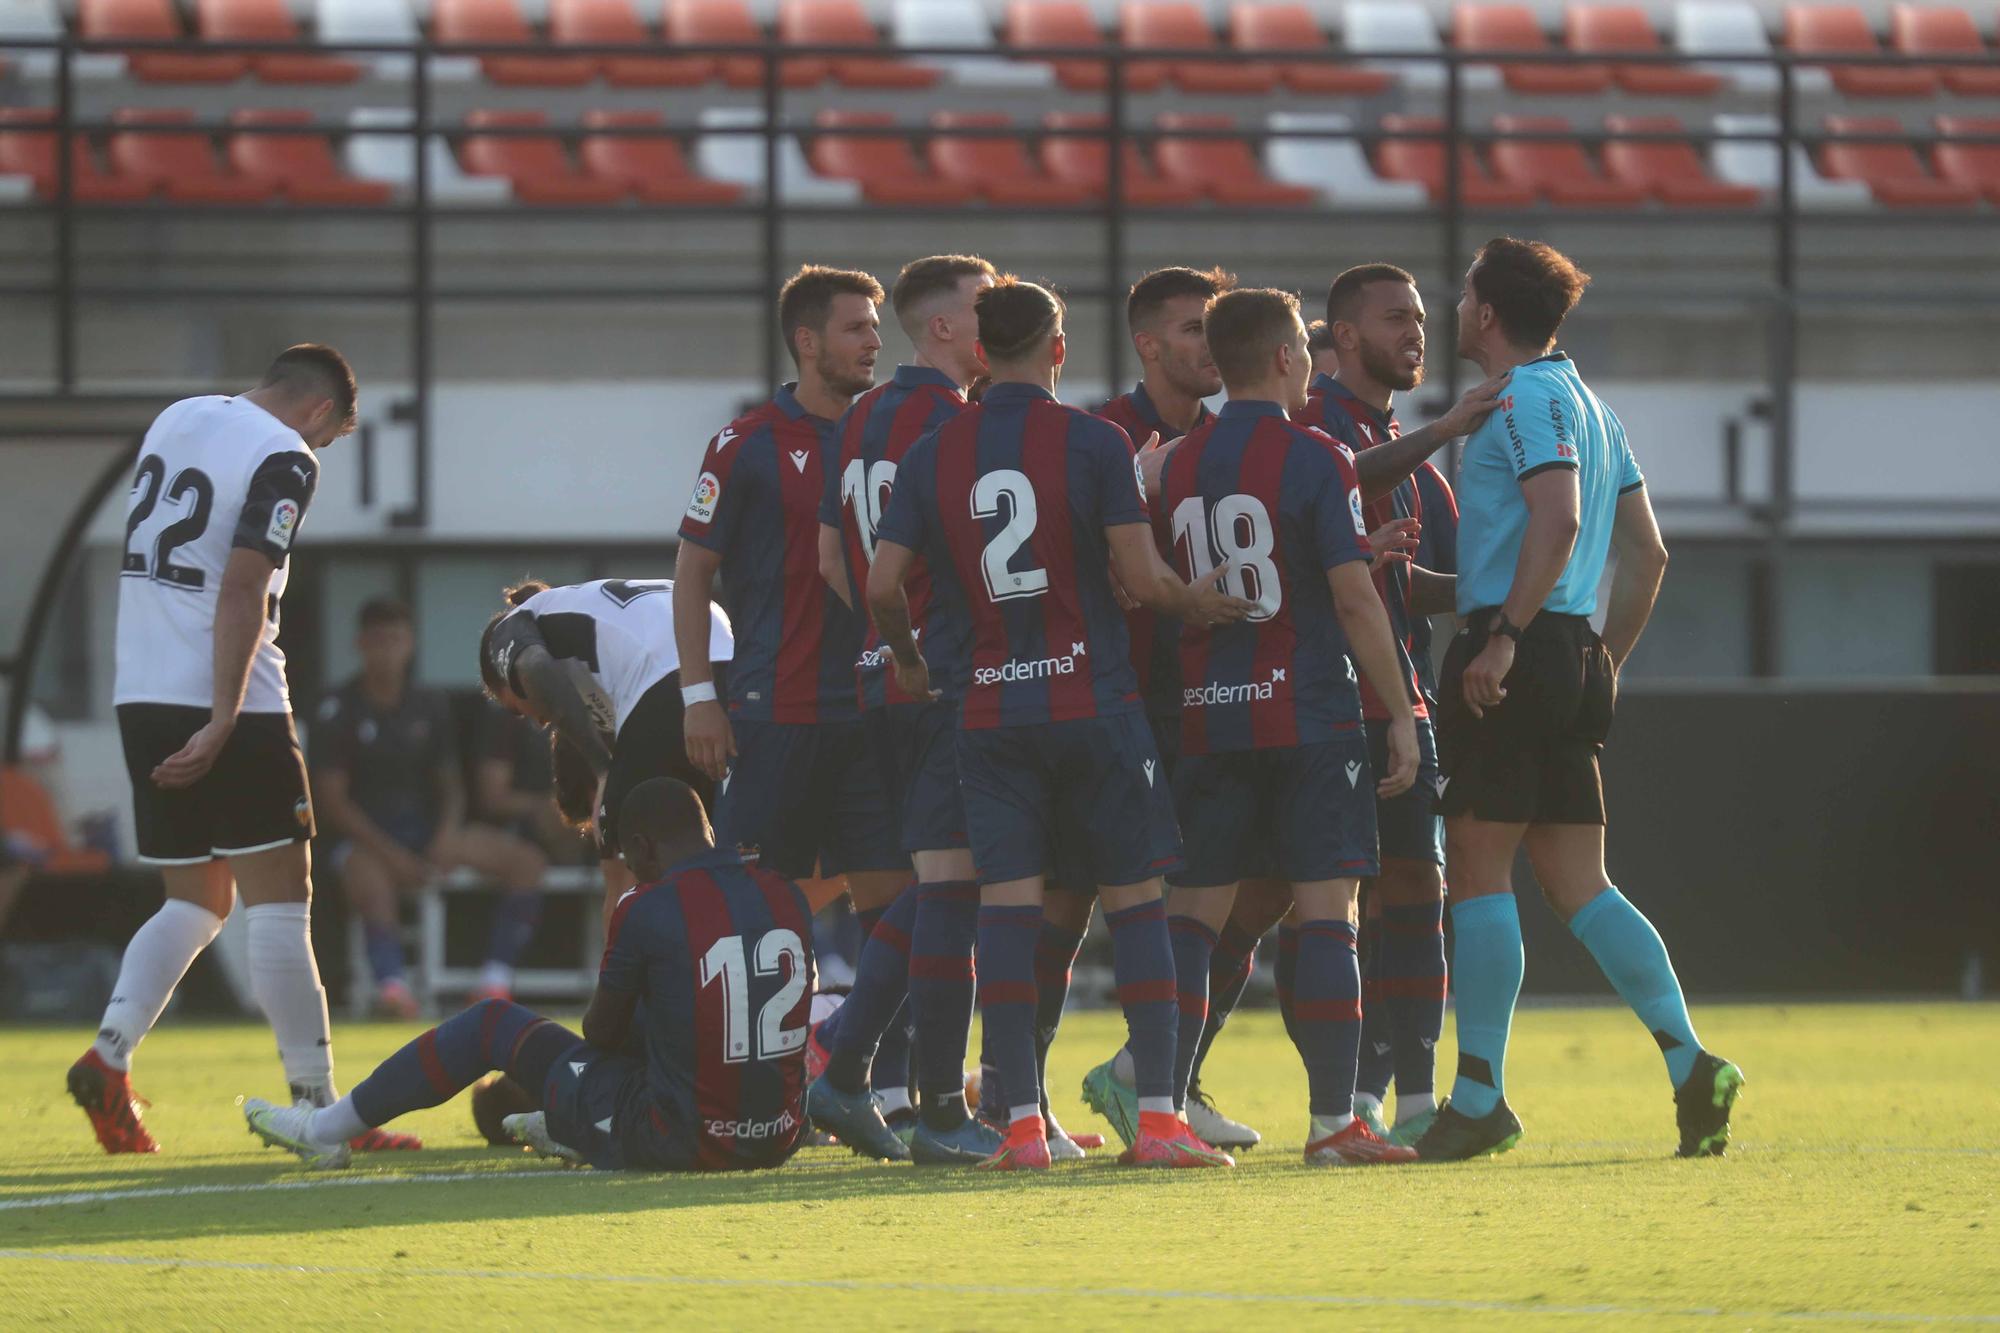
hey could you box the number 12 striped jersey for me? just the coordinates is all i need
[1161,400,1373,755]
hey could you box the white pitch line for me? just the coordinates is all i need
[0,1250,1995,1326]
[0,1169,585,1212]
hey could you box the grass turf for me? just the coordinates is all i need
[2,1002,1995,1329]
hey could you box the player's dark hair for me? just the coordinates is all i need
[477,580,550,698]
[778,265,885,367]
[1305,319,1335,354]
[358,597,412,631]
[1326,263,1418,328]
[260,343,357,432]
[619,777,714,867]
[975,278,1065,363]
[891,255,997,330]
[1203,288,1303,387]
[1469,237,1590,350]
[1126,266,1234,335]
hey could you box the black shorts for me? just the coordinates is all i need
[1436,611,1615,826]
[865,700,968,855]
[117,704,314,865]
[598,672,717,860]
[1367,716,1443,865]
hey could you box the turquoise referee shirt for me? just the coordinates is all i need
[1455,353,1645,618]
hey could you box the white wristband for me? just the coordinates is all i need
[680,680,717,707]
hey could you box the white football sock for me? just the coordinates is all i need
[1311,1112,1356,1140]
[1354,1091,1385,1118]
[1395,1092,1436,1123]
[92,899,224,1071]
[1110,1045,1136,1087]
[307,1094,368,1147]
[877,1086,913,1117]
[245,902,337,1104]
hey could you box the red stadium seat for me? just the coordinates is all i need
[1933,114,2000,204]
[109,108,274,201]
[196,0,361,83]
[0,108,152,202]
[227,109,392,203]
[1890,5,2000,96]
[1121,2,1276,93]
[460,109,628,203]
[552,0,712,86]
[1153,113,1315,206]
[809,111,963,203]
[582,110,743,202]
[1453,4,1611,94]
[669,0,822,87]
[927,112,1094,205]
[434,0,598,86]
[780,0,937,88]
[1564,5,1723,95]
[1819,113,1978,206]
[1004,1,1164,92]
[1373,113,1536,207]
[1229,3,1392,95]
[1489,114,1646,207]
[79,0,249,82]
[1040,111,1203,204]
[1603,114,1761,207]
[1785,5,1938,97]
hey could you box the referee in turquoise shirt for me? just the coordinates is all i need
[1415,238,1745,1163]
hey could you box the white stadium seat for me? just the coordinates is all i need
[0,0,126,78]
[1710,113,1871,209]
[1342,0,1498,93]
[1673,0,1829,96]
[891,0,1054,88]
[316,0,477,81]
[344,106,514,202]
[1264,111,1426,209]
[696,107,864,204]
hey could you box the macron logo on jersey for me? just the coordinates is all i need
[789,450,810,473]
[714,426,739,452]
[687,471,721,523]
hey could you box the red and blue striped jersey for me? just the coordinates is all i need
[876,381,1149,730]
[1300,373,1429,724]
[599,849,815,1170]
[678,385,862,724]
[818,365,968,711]
[1095,382,1213,720]
[1409,457,1458,709]
[1162,400,1373,755]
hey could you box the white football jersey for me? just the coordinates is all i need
[113,395,320,714]
[501,579,734,737]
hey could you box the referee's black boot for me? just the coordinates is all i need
[1673,1052,1746,1159]
[1412,1097,1524,1161]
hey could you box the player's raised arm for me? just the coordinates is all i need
[1104,523,1250,627]
[1408,565,1457,616]
[1351,372,1509,503]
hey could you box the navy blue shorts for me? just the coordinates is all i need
[955,712,1180,888]
[866,701,968,855]
[714,718,903,880]
[1147,712,1182,786]
[542,1043,695,1172]
[1367,716,1443,866]
[1169,730,1380,888]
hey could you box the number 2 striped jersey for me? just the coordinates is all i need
[817,365,968,710]
[599,850,815,1170]
[1161,399,1373,755]
[875,381,1149,729]
[114,394,320,714]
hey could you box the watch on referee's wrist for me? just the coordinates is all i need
[1490,613,1523,645]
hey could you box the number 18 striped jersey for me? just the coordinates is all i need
[875,381,1149,730]
[114,395,319,714]
[1160,399,1373,755]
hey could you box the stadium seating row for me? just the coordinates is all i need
[5,105,1996,207]
[1,0,1995,96]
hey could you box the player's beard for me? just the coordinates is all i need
[1165,351,1222,402]
[819,350,875,400]
[1357,338,1423,394]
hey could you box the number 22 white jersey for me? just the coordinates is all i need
[113,395,320,715]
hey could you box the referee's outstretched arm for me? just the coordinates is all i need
[1601,486,1669,669]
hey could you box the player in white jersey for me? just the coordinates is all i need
[69,345,416,1155]
[478,578,734,916]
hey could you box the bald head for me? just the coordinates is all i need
[619,778,716,881]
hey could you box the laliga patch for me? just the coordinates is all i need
[1348,485,1367,536]
[686,471,721,523]
[1134,454,1147,499]
[266,498,300,549]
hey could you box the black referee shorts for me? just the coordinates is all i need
[1435,611,1615,826]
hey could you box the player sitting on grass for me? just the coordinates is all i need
[243,778,815,1172]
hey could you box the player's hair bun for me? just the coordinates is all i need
[504,580,550,607]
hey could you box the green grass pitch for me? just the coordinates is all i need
[2,1002,1995,1329]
